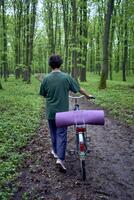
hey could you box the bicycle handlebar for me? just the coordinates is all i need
[69,95,84,99]
[69,95,96,99]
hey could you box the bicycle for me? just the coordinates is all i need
[56,95,104,181]
[69,95,95,181]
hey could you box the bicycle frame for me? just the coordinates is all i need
[69,95,88,181]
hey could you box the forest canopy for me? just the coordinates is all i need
[0,0,134,88]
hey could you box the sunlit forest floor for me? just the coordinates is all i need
[0,74,134,199]
[0,76,41,199]
[81,72,134,125]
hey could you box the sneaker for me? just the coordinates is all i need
[51,150,58,159]
[56,159,67,173]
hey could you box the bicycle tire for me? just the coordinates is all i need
[80,159,86,181]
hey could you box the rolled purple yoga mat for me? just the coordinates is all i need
[56,110,105,128]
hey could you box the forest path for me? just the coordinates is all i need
[11,99,134,200]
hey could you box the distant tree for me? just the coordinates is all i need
[0,0,2,80]
[109,7,116,80]
[122,1,128,82]
[12,0,23,71]
[114,0,121,73]
[12,0,37,83]
[61,0,69,72]
[44,1,55,55]
[79,0,88,82]
[28,0,38,83]
[99,0,114,89]
[0,23,3,90]
[0,80,2,89]
[71,0,78,80]
[1,0,8,81]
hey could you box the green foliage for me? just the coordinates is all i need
[81,73,134,125]
[0,76,41,199]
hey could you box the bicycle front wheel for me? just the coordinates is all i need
[80,159,86,181]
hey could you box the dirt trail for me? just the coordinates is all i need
[12,99,134,200]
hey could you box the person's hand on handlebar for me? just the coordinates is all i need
[87,95,96,99]
[79,88,95,99]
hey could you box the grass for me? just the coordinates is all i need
[80,72,134,125]
[0,76,42,199]
[0,72,133,198]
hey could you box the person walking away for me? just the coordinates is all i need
[39,54,93,173]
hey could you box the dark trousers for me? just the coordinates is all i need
[48,119,67,161]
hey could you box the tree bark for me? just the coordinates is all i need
[28,0,37,82]
[109,9,116,80]
[0,80,3,89]
[71,0,78,80]
[122,1,128,82]
[2,0,8,81]
[99,0,114,89]
[61,0,69,72]
[48,2,55,55]
[13,0,22,73]
[81,0,87,81]
[122,20,128,81]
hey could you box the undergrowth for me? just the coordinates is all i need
[0,72,133,198]
[0,76,41,199]
[80,73,134,125]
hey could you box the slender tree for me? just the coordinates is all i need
[109,7,116,80]
[0,0,2,83]
[28,0,38,83]
[22,0,38,83]
[61,0,69,72]
[99,0,114,89]
[71,0,78,79]
[122,1,128,82]
[45,1,55,55]
[1,0,8,81]
[79,0,88,81]
[13,0,23,79]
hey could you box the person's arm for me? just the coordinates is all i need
[79,87,93,99]
[39,79,47,97]
[68,75,94,99]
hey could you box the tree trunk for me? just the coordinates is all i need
[28,0,37,82]
[71,0,78,80]
[78,0,87,81]
[81,0,87,81]
[13,0,22,70]
[25,0,30,68]
[48,2,55,55]
[80,67,86,82]
[15,68,21,79]
[0,80,3,89]
[122,21,128,81]
[99,0,114,89]
[122,1,128,82]
[78,1,83,73]
[61,0,69,72]
[22,3,26,69]
[0,2,2,77]
[2,0,8,81]
[109,9,116,80]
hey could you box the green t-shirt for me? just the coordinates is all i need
[39,71,80,119]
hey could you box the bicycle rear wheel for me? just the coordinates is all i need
[80,159,86,181]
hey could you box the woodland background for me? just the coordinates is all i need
[0,0,133,88]
[0,1,134,198]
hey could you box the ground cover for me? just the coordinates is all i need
[11,97,134,200]
[0,76,41,199]
[80,73,134,125]
[0,73,133,199]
